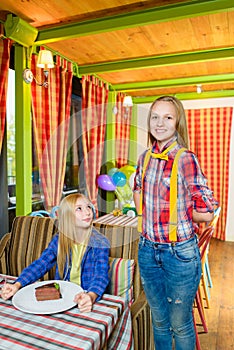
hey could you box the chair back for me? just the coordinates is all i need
[1,216,57,279]
[198,225,214,261]
[209,206,221,228]
[1,216,141,301]
[29,210,51,217]
[93,222,141,301]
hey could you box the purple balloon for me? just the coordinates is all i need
[97,174,116,191]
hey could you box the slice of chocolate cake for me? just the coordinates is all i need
[35,282,62,301]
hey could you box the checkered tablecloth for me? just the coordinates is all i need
[0,275,133,350]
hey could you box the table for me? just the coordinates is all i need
[0,275,133,350]
[94,214,137,228]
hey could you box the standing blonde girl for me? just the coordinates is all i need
[133,96,217,349]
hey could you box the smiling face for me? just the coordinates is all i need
[149,100,177,150]
[74,197,93,228]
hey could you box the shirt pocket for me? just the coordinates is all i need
[159,174,184,203]
[144,168,156,184]
[159,176,170,202]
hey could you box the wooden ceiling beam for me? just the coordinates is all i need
[133,90,234,103]
[111,73,234,92]
[35,0,233,44]
[79,47,234,74]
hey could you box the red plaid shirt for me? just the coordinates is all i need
[134,139,217,243]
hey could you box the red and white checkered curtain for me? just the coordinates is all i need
[115,92,132,168]
[186,107,233,240]
[31,51,73,210]
[81,75,109,209]
[0,39,11,153]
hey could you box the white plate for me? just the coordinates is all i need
[12,280,83,314]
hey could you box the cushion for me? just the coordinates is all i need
[107,257,135,306]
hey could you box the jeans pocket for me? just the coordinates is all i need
[173,244,197,262]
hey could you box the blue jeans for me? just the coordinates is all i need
[138,236,201,350]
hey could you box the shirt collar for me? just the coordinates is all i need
[152,136,177,154]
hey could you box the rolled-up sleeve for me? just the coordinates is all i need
[16,234,58,287]
[181,151,218,213]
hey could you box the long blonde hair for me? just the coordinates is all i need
[147,95,189,148]
[57,193,93,278]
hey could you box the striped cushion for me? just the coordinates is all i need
[107,257,135,305]
[6,216,57,280]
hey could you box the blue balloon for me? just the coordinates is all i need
[112,171,126,187]
[97,175,116,191]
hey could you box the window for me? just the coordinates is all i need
[7,69,15,189]
[63,93,82,194]
[6,70,83,209]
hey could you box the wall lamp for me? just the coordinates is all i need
[123,95,133,119]
[196,84,203,94]
[123,95,133,108]
[23,50,54,88]
[112,95,133,117]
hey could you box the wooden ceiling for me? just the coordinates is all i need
[0,0,233,103]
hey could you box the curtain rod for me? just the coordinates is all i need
[32,44,113,88]
[32,44,79,77]
[91,73,112,89]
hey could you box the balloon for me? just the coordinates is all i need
[129,171,136,189]
[126,210,136,218]
[119,165,136,179]
[112,171,126,187]
[97,174,116,191]
[123,203,131,208]
[115,183,133,204]
[107,167,118,177]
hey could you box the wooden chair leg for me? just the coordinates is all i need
[201,270,211,309]
[198,284,206,320]
[193,289,208,350]
[205,256,213,288]
[193,309,201,350]
[195,291,208,333]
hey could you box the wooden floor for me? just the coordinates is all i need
[195,238,234,350]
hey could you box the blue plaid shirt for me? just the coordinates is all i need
[16,228,110,300]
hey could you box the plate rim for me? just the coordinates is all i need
[12,280,83,314]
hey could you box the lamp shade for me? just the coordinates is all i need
[196,84,202,94]
[37,50,54,69]
[123,95,133,107]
